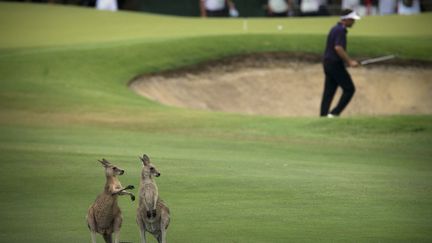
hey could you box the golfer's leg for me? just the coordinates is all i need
[320,74,338,116]
[330,68,355,115]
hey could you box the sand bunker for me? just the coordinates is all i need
[130,53,432,117]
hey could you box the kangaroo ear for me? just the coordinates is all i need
[99,159,110,167]
[140,154,150,166]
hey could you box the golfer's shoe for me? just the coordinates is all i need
[327,114,338,118]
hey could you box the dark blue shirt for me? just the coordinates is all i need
[323,22,347,63]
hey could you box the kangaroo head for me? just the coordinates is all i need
[140,154,161,179]
[99,158,125,177]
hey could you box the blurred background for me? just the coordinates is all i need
[2,0,432,17]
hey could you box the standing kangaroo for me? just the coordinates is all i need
[137,154,170,243]
[87,159,135,243]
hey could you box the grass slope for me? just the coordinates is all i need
[0,3,431,243]
[1,2,432,50]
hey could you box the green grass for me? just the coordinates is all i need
[0,2,431,242]
[1,2,432,50]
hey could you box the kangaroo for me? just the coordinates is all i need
[87,159,135,243]
[137,154,170,243]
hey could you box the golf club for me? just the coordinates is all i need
[360,55,396,66]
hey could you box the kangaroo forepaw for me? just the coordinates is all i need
[126,185,134,190]
[146,210,157,218]
[130,195,135,201]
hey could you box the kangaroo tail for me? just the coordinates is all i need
[102,233,112,243]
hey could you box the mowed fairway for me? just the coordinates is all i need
[0,2,432,242]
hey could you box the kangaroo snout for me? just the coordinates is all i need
[156,172,161,177]
[119,170,125,175]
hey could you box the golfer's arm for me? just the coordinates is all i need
[199,0,206,17]
[227,0,235,10]
[287,0,294,9]
[334,45,352,64]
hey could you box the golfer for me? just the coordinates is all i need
[320,9,360,117]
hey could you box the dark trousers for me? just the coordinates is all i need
[268,12,288,17]
[320,61,356,116]
[206,9,228,17]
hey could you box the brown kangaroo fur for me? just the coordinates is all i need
[137,154,170,243]
[86,159,135,243]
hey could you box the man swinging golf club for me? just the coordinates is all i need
[320,9,361,118]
